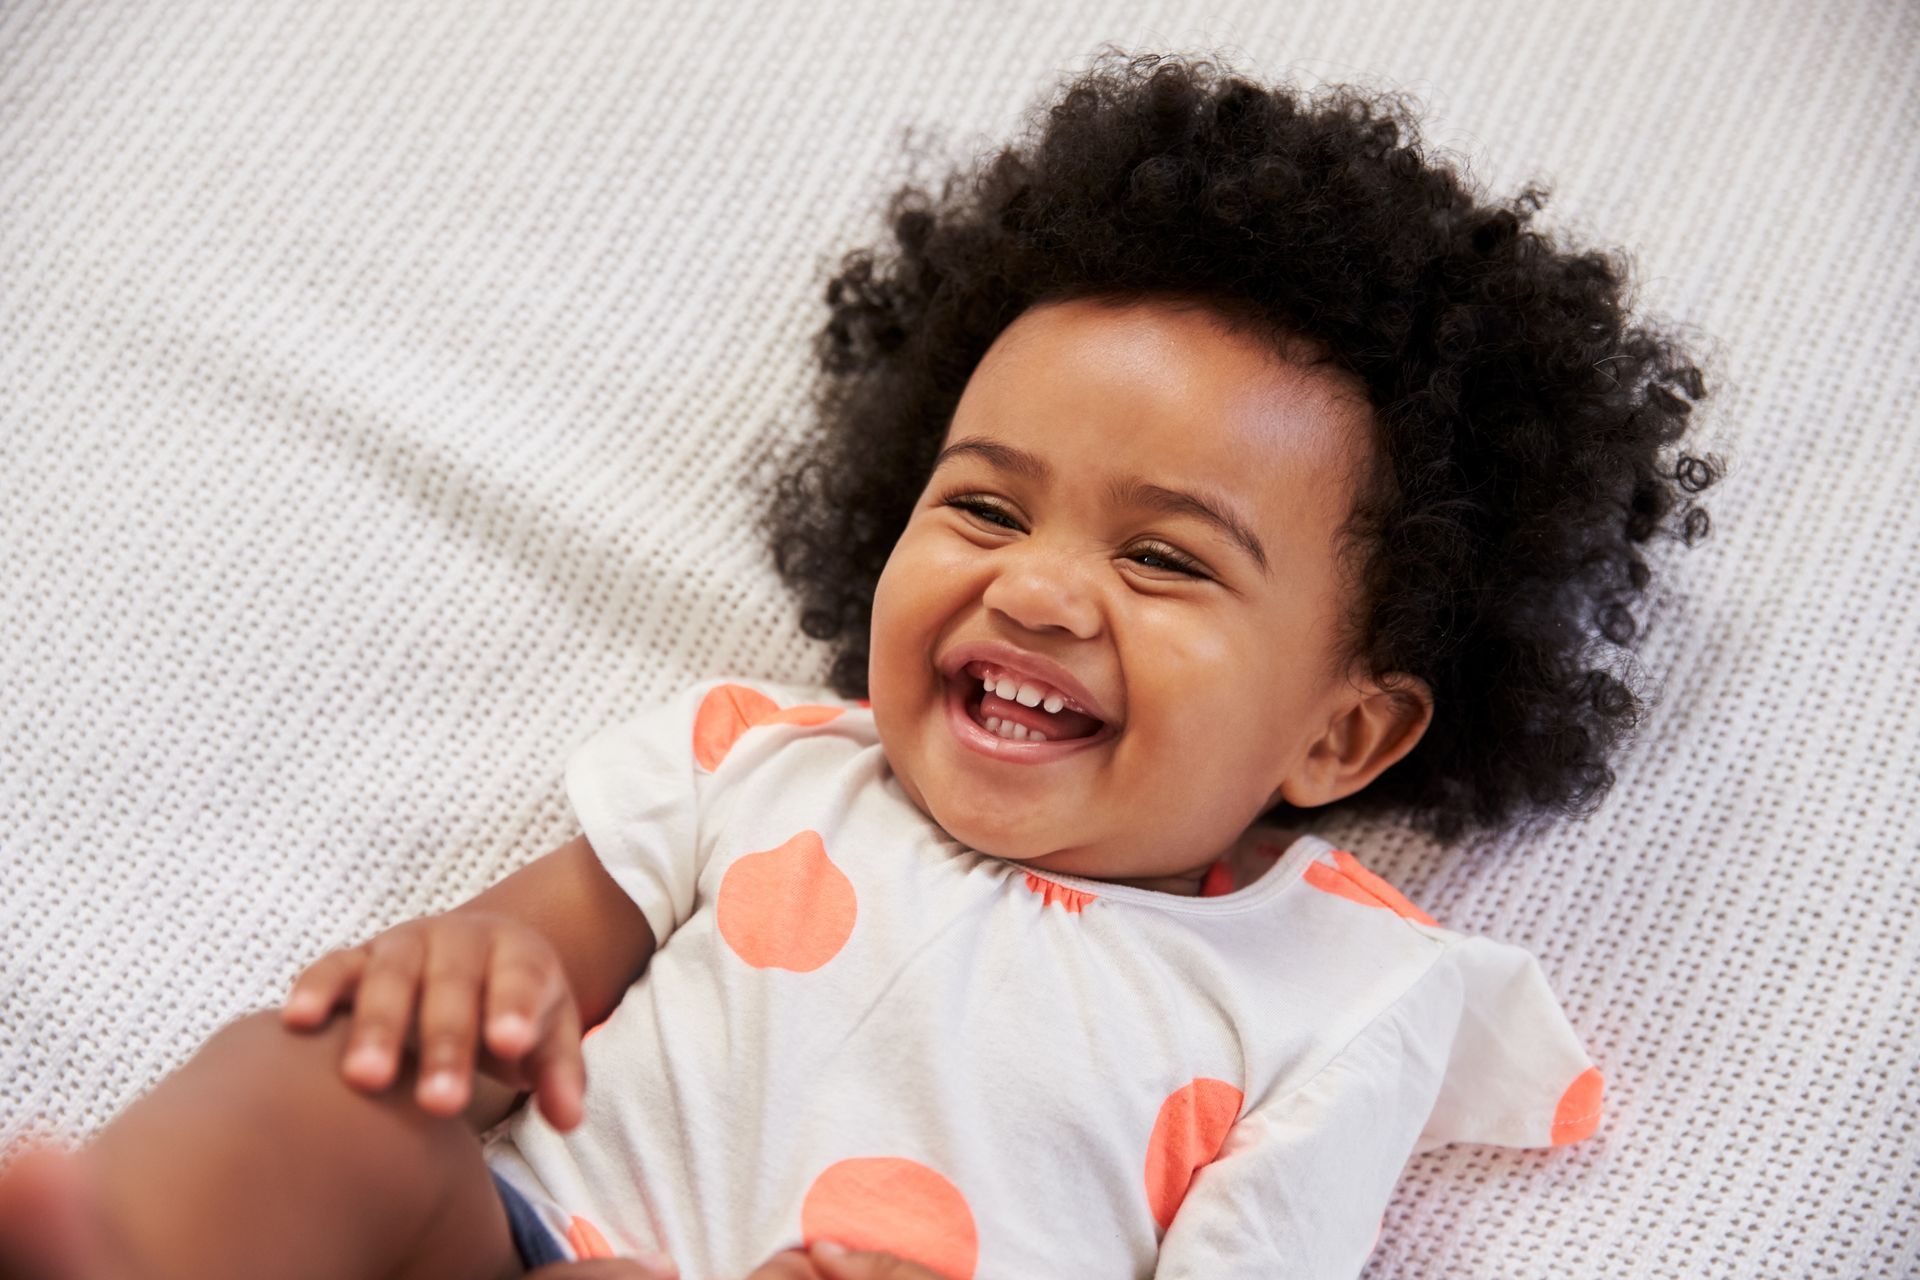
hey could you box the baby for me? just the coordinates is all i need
[0,48,1722,1280]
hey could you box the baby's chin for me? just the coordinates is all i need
[919,799,1055,865]
[884,749,1107,869]
[935,816,1093,872]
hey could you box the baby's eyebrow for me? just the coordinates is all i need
[932,437,1271,577]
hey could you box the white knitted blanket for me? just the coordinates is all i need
[3,2,1915,1276]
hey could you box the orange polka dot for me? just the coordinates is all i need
[1332,849,1438,925]
[566,1214,614,1258]
[1143,1078,1244,1230]
[717,830,857,971]
[1302,861,1376,908]
[693,684,845,772]
[1199,859,1235,897]
[1301,849,1439,926]
[766,703,848,727]
[1021,872,1098,913]
[1551,1067,1604,1144]
[693,684,777,771]
[801,1157,977,1280]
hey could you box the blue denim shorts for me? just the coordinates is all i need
[490,1169,571,1269]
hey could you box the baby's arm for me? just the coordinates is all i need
[450,832,660,1129]
[282,832,658,1133]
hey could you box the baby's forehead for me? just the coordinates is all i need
[970,299,1374,496]
[956,297,1382,545]
[986,296,1368,429]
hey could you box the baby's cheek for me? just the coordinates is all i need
[869,532,939,638]
[1132,632,1243,748]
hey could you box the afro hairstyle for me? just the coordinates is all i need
[751,47,1724,848]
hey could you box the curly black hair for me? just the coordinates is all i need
[750,47,1724,848]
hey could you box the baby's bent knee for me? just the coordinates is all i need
[202,1008,428,1129]
[207,1007,356,1078]
[187,1008,488,1204]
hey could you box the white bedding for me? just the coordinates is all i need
[2,1,1915,1275]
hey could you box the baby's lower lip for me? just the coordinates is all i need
[942,675,1111,763]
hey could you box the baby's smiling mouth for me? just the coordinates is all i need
[955,667,1107,742]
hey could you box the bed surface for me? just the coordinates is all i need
[2,1,1915,1275]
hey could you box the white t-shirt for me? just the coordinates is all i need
[483,676,1603,1280]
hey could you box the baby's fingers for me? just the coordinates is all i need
[480,926,572,1067]
[340,929,428,1092]
[522,995,587,1132]
[281,946,371,1027]
[412,921,490,1117]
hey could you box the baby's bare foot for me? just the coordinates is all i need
[0,1144,133,1280]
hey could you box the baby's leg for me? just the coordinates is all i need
[0,1009,521,1280]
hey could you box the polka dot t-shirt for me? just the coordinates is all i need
[482,678,1603,1279]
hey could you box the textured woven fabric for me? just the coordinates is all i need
[1,2,1915,1277]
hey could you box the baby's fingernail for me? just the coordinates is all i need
[491,1015,531,1046]
[813,1240,849,1257]
[632,1246,677,1274]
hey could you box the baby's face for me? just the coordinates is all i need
[868,296,1429,893]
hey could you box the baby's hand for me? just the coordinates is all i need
[279,910,588,1131]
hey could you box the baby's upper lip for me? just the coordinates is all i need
[938,640,1119,726]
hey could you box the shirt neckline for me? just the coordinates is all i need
[999,828,1330,914]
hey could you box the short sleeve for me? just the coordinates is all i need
[1153,937,1602,1278]
[563,677,745,948]
[1412,933,1604,1155]
[1152,963,1457,1278]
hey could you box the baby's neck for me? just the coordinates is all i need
[1107,868,1207,896]
[1100,828,1302,897]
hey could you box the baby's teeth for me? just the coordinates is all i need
[981,668,1068,711]
[982,716,1048,743]
[979,667,1071,724]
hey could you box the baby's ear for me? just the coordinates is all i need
[1281,674,1432,809]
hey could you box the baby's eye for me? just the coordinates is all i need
[1128,545,1207,577]
[942,496,1209,579]
[948,496,1020,530]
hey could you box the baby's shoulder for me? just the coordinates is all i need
[696,676,869,734]
[682,675,876,777]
